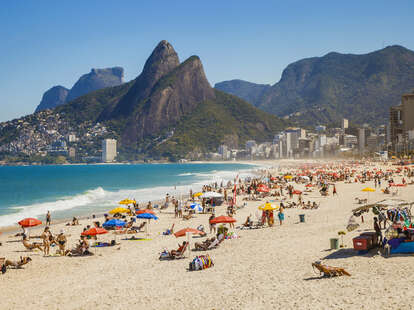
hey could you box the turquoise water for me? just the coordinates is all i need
[0,163,254,226]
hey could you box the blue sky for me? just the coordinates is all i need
[1,0,414,122]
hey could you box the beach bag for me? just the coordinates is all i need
[189,255,214,271]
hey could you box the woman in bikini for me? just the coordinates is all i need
[41,227,52,256]
[56,230,67,255]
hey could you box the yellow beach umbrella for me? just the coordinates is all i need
[109,207,130,214]
[193,192,203,197]
[284,175,293,180]
[119,199,136,205]
[258,203,279,211]
[361,187,375,192]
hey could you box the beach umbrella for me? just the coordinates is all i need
[258,203,279,211]
[174,227,204,238]
[193,192,203,198]
[201,191,223,198]
[18,218,42,228]
[305,184,313,188]
[119,199,136,205]
[361,187,375,192]
[292,190,302,195]
[190,203,203,213]
[109,207,130,215]
[284,175,293,180]
[174,227,205,256]
[136,209,155,215]
[102,219,126,228]
[210,215,236,224]
[137,213,158,235]
[81,227,108,236]
[136,213,159,220]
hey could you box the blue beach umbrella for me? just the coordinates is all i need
[190,203,203,213]
[136,213,159,220]
[136,213,158,235]
[102,219,126,228]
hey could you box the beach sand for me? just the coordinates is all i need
[1,160,414,309]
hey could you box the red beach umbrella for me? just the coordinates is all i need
[174,227,204,238]
[18,218,42,228]
[305,184,313,188]
[210,215,236,224]
[81,227,108,236]
[136,209,155,215]
[292,190,302,195]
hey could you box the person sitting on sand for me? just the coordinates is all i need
[69,236,90,256]
[22,235,43,251]
[163,223,175,235]
[243,215,253,228]
[169,241,187,256]
[56,230,67,255]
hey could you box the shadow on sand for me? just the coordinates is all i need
[322,248,377,259]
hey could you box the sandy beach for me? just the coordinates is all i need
[1,159,414,310]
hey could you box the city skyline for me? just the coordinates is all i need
[1,0,414,122]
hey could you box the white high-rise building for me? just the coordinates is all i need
[358,128,365,152]
[102,139,117,162]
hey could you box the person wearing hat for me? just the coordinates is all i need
[56,230,67,255]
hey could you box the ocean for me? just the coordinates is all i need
[0,163,255,227]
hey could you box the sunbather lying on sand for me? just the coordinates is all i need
[4,256,32,269]
[22,236,43,251]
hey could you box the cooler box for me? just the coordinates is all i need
[353,236,373,251]
[360,232,378,246]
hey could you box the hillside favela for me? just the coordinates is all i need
[1,2,414,309]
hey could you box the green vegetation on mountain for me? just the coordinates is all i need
[152,90,287,160]
[216,45,414,126]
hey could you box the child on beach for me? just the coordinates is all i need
[278,207,285,226]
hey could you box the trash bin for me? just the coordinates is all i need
[330,238,339,250]
[299,214,305,223]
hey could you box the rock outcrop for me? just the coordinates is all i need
[35,86,69,112]
[66,67,124,102]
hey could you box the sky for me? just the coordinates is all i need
[1,0,414,122]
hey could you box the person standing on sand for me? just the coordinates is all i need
[209,214,216,233]
[333,185,338,196]
[46,211,51,226]
[278,207,284,226]
[41,227,51,256]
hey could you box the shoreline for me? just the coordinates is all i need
[0,162,264,233]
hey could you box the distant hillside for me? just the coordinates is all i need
[214,80,270,107]
[35,86,69,112]
[12,40,287,161]
[215,45,414,126]
[35,67,124,112]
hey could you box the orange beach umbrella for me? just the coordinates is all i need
[136,209,155,215]
[210,216,236,224]
[174,228,204,238]
[81,227,108,236]
[18,218,42,228]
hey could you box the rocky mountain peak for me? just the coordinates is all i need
[35,85,69,112]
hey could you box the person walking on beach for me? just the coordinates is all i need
[46,211,51,226]
[209,214,216,234]
[333,185,338,196]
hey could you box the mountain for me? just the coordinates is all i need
[214,79,270,107]
[66,67,124,102]
[215,45,414,126]
[35,86,69,112]
[34,67,124,112]
[51,40,287,160]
